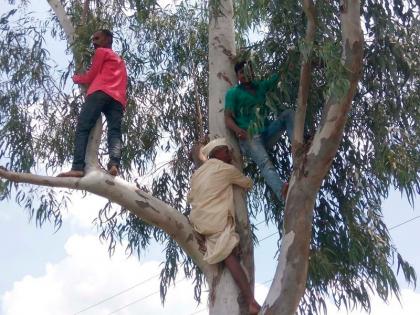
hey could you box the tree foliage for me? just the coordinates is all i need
[0,0,418,313]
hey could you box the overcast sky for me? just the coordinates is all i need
[0,1,419,315]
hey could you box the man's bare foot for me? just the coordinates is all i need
[108,165,118,176]
[281,182,289,200]
[57,170,84,177]
[249,299,261,315]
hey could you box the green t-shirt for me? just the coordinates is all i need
[225,74,280,133]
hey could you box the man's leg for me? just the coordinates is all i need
[103,99,123,175]
[58,92,105,177]
[240,137,284,200]
[224,253,261,315]
[262,109,295,149]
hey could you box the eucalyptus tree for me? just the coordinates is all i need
[0,0,418,315]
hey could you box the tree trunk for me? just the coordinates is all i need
[261,1,363,314]
[207,0,255,314]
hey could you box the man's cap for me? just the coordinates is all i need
[201,138,231,158]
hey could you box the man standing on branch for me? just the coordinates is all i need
[188,138,261,315]
[58,29,127,177]
[224,61,294,201]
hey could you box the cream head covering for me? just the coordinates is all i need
[201,138,231,158]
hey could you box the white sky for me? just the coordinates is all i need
[0,1,419,315]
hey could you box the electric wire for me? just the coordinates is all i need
[103,230,280,315]
[106,277,186,315]
[74,219,268,314]
[179,215,420,315]
[74,214,420,314]
[389,215,420,230]
[73,273,160,314]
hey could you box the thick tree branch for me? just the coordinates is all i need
[46,0,75,42]
[306,0,364,179]
[0,166,214,276]
[189,143,207,169]
[0,167,81,189]
[82,0,90,24]
[292,0,316,157]
[262,1,363,314]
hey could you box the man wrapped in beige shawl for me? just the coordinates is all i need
[188,138,260,315]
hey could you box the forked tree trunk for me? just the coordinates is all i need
[260,1,363,314]
[207,1,255,314]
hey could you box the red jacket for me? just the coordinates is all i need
[73,47,128,107]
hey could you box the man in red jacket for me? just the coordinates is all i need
[58,29,127,177]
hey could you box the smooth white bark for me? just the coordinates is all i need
[208,1,254,314]
[261,1,363,314]
[46,0,75,42]
[262,231,295,310]
[208,0,236,140]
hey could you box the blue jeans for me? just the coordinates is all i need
[71,91,123,171]
[239,109,294,200]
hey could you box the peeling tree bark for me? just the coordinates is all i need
[261,1,364,314]
[208,1,255,314]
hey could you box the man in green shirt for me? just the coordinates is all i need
[224,61,294,200]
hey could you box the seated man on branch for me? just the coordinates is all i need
[224,60,294,201]
[188,138,261,315]
[58,29,127,177]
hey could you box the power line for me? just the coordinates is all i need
[106,277,186,315]
[189,307,207,315]
[107,290,159,315]
[259,231,278,242]
[72,224,274,315]
[102,227,279,315]
[255,214,420,243]
[389,215,420,230]
[73,273,160,314]
[75,215,420,314]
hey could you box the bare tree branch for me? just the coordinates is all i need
[306,0,364,177]
[292,0,316,157]
[82,0,90,24]
[46,0,75,42]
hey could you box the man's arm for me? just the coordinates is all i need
[72,48,106,85]
[189,142,207,169]
[224,110,248,140]
[223,163,253,190]
[224,88,249,140]
[260,73,280,93]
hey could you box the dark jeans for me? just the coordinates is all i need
[71,91,123,171]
